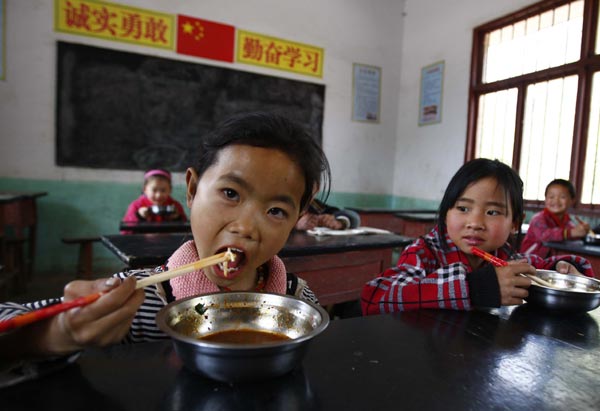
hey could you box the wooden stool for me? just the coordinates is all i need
[62,237,101,279]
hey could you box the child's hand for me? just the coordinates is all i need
[316,214,344,230]
[138,206,150,218]
[495,261,536,306]
[296,213,320,230]
[572,217,591,238]
[555,261,583,275]
[40,277,145,355]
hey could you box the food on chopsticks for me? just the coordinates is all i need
[0,249,236,334]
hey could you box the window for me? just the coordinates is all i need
[466,0,600,209]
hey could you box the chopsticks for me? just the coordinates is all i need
[470,246,555,288]
[0,249,235,334]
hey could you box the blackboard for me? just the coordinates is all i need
[56,41,325,171]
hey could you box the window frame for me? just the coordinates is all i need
[466,0,600,212]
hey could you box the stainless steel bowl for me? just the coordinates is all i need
[156,292,329,382]
[525,270,600,313]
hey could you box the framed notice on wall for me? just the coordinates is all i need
[0,0,4,80]
[352,63,381,123]
[419,61,444,126]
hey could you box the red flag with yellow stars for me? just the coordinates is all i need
[177,15,235,62]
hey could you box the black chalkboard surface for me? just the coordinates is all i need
[56,41,325,171]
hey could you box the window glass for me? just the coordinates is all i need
[520,76,577,200]
[581,71,600,204]
[475,89,517,165]
[482,1,583,83]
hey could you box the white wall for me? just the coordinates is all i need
[0,0,404,194]
[393,0,540,201]
[1,0,546,201]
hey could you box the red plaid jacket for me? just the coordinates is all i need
[361,226,593,315]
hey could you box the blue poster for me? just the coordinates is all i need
[419,61,444,125]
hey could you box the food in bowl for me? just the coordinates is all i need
[156,291,329,382]
[525,270,600,313]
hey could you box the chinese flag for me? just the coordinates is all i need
[177,15,235,62]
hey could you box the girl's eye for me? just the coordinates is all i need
[268,207,288,219]
[456,205,468,212]
[487,209,502,216]
[222,188,239,200]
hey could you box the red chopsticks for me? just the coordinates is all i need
[470,247,508,267]
[0,292,102,334]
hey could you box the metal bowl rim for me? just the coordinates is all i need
[156,291,330,350]
[532,270,600,295]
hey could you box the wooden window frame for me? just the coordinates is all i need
[466,0,600,214]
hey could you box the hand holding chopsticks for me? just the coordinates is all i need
[0,249,235,334]
[470,246,555,288]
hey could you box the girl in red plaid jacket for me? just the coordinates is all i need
[361,159,593,314]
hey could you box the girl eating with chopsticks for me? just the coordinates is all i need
[361,158,594,314]
[0,112,330,378]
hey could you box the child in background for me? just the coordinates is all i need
[0,112,329,376]
[295,198,361,231]
[520,179,590,257]
[361,159,593,315]
[122,169,187,223]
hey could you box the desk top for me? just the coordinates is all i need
[0,192,47,204]
[348,207,437,214]
[119,221,191,233]
[101,231,413,268]
[544,240,600,257]
[4,306,600,410]
[394,211,438,221]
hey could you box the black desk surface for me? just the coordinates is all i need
[119,221,191,233]
[544,240,600,257]
[394,211,438,221]
[4,306,600,410]
[101,231,413,268]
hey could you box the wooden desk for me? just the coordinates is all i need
[544,240,600,278]
[5,306,600,410]
[119,221,191,233]
[394,211,437,237]
[101,231,412,305]
[348,208,437,235]
[0,192,47,287]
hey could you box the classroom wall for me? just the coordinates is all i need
[0,0,550,277]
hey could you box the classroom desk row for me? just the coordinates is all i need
[545,240,600,278]
[5,305,600,410]
[348,207,438,237]
[101,231,413,306]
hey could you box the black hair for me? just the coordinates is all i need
[193,112,330,211]
[437,158,524,248]
[545,178,576,199]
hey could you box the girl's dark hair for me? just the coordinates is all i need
[545,178,576,199]
[437,158,524,247]
[193,112,330,210]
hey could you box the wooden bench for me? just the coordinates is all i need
[61,237,101,279]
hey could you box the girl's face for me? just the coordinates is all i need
[186,145,305,291]
[545,184,573,218]
[143,177,171,205]
[445,177,517,268]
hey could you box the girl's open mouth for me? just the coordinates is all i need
[216,247,246,277]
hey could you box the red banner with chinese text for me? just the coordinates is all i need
[176,15,235,63]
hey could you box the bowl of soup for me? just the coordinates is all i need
[156,291,329,382]
[525,270,600,313]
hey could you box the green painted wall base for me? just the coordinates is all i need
[0,177,439,279]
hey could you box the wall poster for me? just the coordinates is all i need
[352,63,381,123]
[419,61,444,126]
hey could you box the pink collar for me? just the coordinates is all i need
[167,240,287,300]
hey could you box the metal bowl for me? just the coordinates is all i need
[156,292,329,383]
[525,270,600,313]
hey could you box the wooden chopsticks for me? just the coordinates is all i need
[0,249,235,334]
